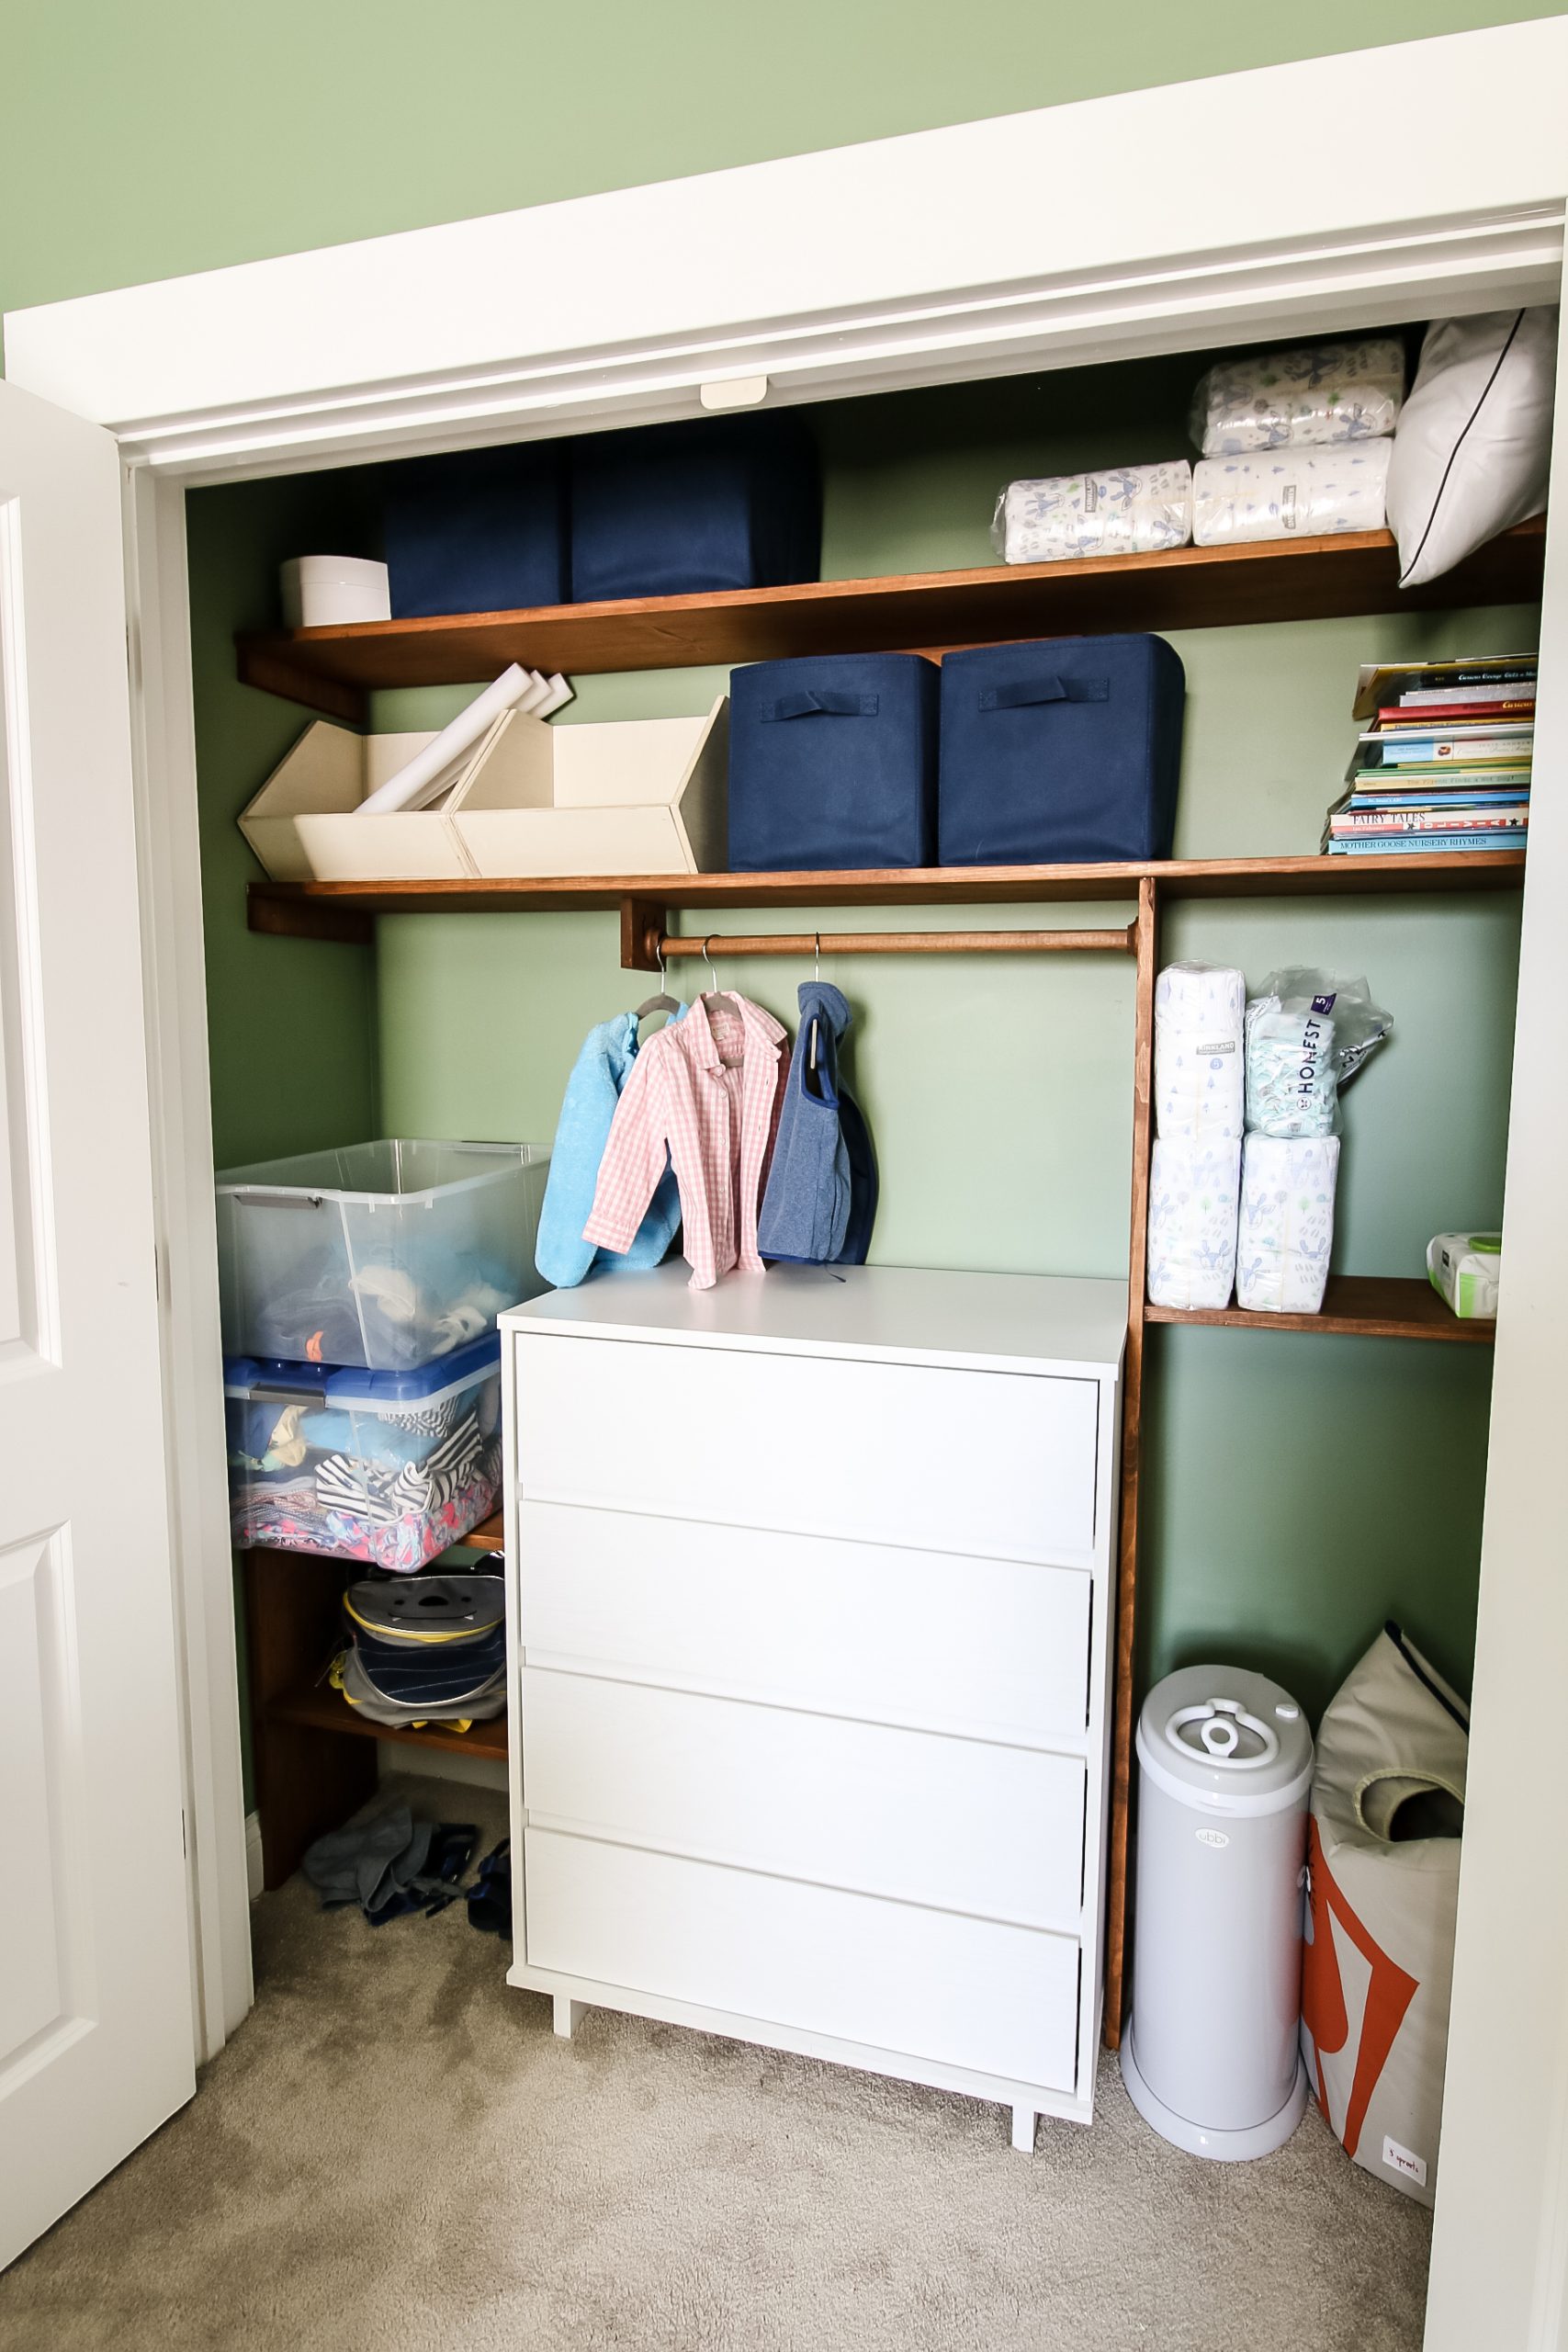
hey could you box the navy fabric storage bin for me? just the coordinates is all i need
[728,654,939,872]
[383,445,568,618]
[570,415,820,603]
[938,635,1186,865]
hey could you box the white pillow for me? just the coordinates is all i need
[1386,308,1557,588]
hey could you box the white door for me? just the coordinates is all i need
[0,381,194,2264]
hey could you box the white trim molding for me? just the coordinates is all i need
[6,20,1567,481]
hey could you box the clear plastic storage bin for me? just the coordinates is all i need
[215,1138,550,1372]
[225,1334,503,1571]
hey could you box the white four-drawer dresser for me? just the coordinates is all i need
[500,1261,1126,2151]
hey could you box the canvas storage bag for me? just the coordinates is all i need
[383,443,568,617]
[1300,1623,1468,2207]
[569,413,821,602]
[728,651,940,870]
[937,633,1186,865]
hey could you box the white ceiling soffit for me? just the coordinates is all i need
[5,17,1565,481]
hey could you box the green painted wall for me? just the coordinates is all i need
[187,473,381,1170]
[1,1,1556,316]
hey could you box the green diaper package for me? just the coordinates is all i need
[1427,1232,1501,1320]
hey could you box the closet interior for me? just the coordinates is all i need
[194,328,1532,2126]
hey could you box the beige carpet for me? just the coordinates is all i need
[0,1776,1431,2352]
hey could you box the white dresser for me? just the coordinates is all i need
[500,1262,1126,2150]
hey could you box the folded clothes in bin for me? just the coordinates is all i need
[226,1337,503,1572]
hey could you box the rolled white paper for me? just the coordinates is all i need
[1193,443,1391,546]
[1235,1135,1340,1313]
[356,663,537,815]
[1146,1137,1242,1311]
[1154,962,1246,1143]
[532,673,574,717]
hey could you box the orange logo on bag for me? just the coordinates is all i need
[1301,1815,1419,2158]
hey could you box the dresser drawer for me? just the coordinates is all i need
[519,1500,1094,1745]
[523,1668,1087,1929]
[523,1828,1081,2091]
[514,1335,1100,1561]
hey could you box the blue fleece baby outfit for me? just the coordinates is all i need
[757,983,877,1265]
[536,1010,684,1288]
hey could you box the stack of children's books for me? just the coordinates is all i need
[1323,654,1535,857]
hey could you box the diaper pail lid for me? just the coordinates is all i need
[1137,1663,1314,1813]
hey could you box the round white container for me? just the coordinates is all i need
[280,555,390,629]
[1121,1662,1314,2160]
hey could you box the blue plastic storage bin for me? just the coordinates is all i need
[569,415,819,603]
[728,653,940,872]
[383,444,567,617]
[938,634,1186,865]
[224,1334,503,1571]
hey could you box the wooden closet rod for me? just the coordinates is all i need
[658,923,1137,958]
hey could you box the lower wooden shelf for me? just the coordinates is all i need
[458,1511,505,1551]
[1145,1274,1494,1343]
[266,1678,509,1761]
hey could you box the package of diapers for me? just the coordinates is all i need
[1236,1135,1340,1313]
[1193,442,1392,546]
[1146,1137,1242,1311]
[1245,997,1339,1136]
[994,460,1192,564]
[1154,962,1246,1142]
[1191,337,1405,457]
[1245,968,1393,1137]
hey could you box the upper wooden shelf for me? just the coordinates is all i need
[1146,1274,1494,1345]
[235,520,1547,722]
[247,850,1527,944]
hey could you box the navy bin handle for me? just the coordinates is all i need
[765,689,880,722]
[978,675,1110,711]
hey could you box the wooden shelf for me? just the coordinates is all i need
[248,850,1528,945]
[458,1511,504,1551]
[266,1678,509,1760]
[235,520,1547,722]
[1146,1274,1494,1344]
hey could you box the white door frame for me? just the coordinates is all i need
[7,19,1567,2338]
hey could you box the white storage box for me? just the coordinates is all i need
[225,1334,502,1570]
[240,697,728,882]
[448,696,728,876]
[216,1137,550,1372]
[238,719,495,881]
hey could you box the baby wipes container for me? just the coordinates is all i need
[216,1138,551,1372]
[225,1334,502,1572]
[1122,1663,1314,2160]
